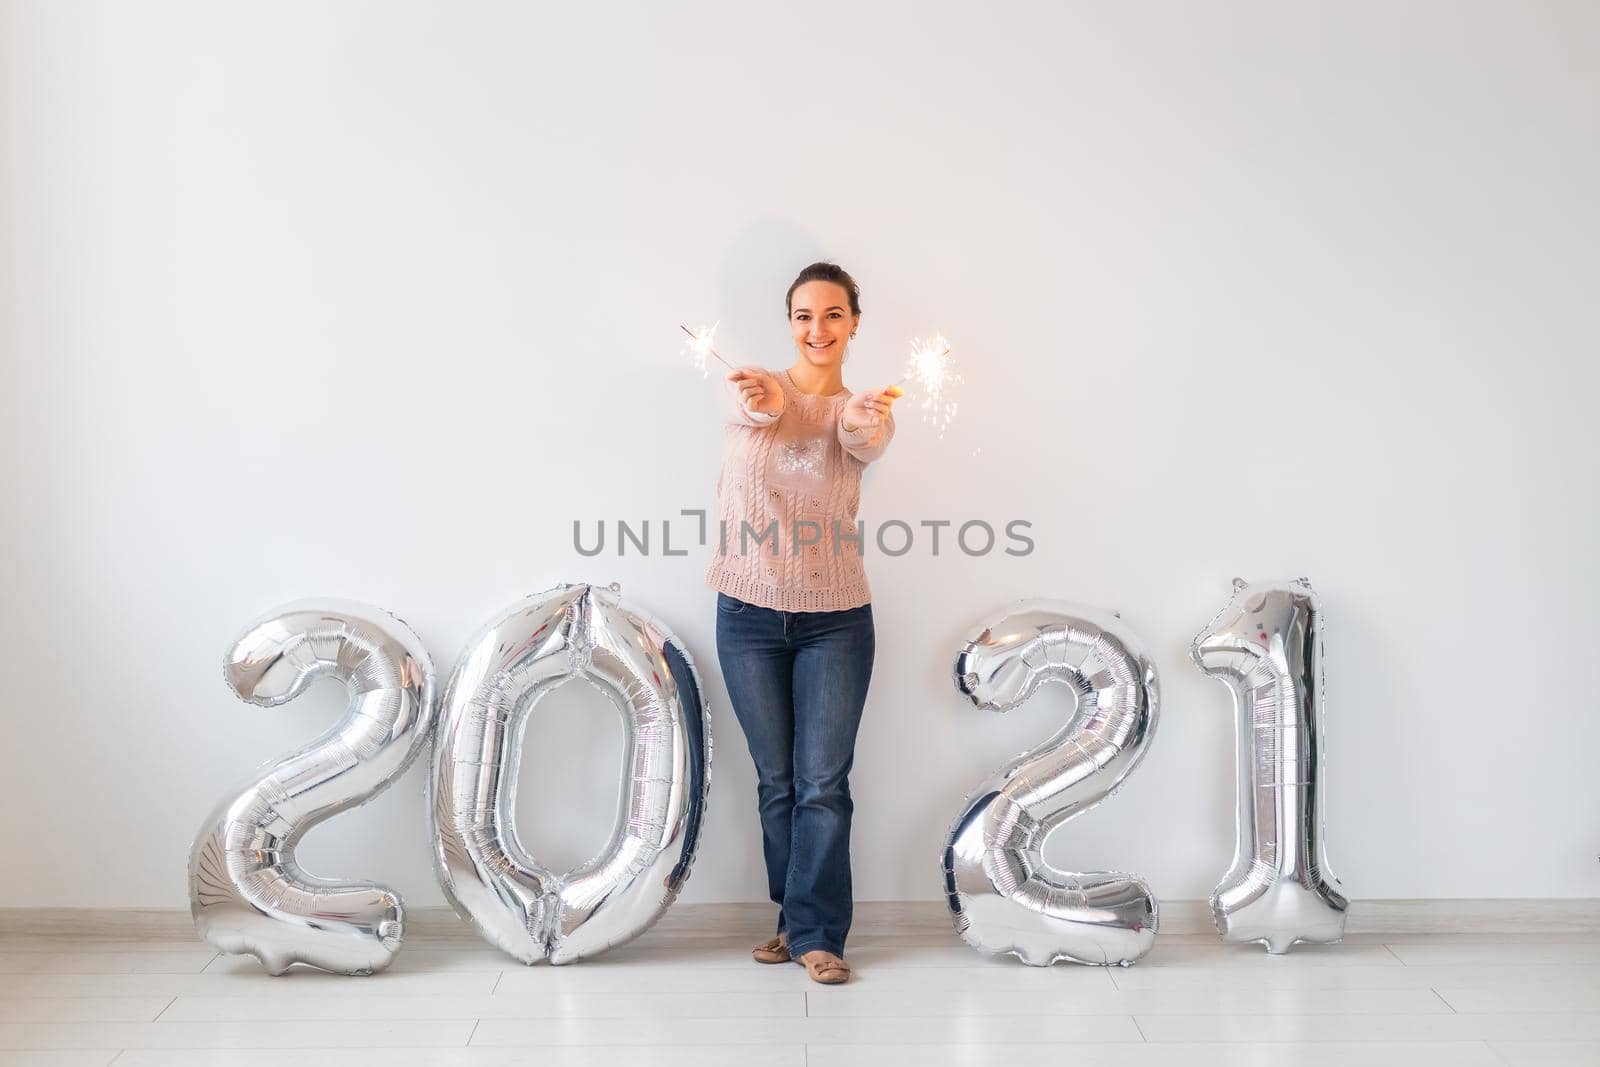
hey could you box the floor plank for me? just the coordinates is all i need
[805,987,1455,1017]
[0,952,216,975]
[0,999,169,1023]
[0,1054,120,1067]
[1109,963,1600,991]
[494,962,1118,994]
[469,1015,1143,1046]
[1488,1041,1600,1066]
[814,1042,1506,1066]
[0,973,499,998]
[0,1020,475,1050]
[158,991,805,1021]
[1436,985,1600,1013]
[1387,944,1600,966]
[109,1050,807,1067]
[1134,1012,1600,1043]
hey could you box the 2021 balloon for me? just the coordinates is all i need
[188,601,437,975]
[1192,577,1349,953]
[430,583,712,964]
[943,602,1161,966]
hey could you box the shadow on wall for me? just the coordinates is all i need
[717,217,827,363]
[630,215,824,442]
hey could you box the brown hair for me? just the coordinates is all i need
[785,261,861,317]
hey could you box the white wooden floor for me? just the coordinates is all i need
[0,906,1597,1066]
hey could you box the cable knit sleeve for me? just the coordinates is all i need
[723,372,782,427]
[838,409,895,463]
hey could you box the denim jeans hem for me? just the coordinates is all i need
[785,938,844,958]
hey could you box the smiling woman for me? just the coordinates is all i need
[703,262,903,986]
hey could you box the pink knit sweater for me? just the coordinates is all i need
[704,368,894,612]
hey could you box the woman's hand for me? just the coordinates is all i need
[841,385,904,434]
[729,366,785,417]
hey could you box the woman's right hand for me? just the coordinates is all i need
[728,366,784,418]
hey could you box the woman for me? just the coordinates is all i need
[705,261,900,985]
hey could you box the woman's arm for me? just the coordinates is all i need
[838,388,898,463]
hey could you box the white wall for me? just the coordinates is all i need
[2,0,1596,910]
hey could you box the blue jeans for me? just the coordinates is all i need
[715,592,875,958]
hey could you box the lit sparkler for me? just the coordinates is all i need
[895,334,962,437]
[680,322,734,375]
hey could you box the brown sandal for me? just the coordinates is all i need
[798,949,851,985]
[752,934,790,964]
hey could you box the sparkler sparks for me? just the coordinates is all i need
[680,322,732,375]
[898,334,962,437]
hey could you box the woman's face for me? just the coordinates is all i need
[789,280,859,369]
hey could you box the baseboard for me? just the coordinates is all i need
[3,898,1596,942]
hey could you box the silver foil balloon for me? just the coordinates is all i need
[943,602,1161,966]
[188,601,437,975]
[430,583,711,964]
[1192,577,1349,953]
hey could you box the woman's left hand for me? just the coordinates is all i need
[842,385,904,432]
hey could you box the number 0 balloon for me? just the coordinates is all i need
[1192,577,1349,953]
[430,583,711,964]
[188,601,437,975]
[943,602,1160,966]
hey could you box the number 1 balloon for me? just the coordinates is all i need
[188,601,437,975]
[1192,577,1349,953]
[943,602,1160,966]
[430,583,711,964]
